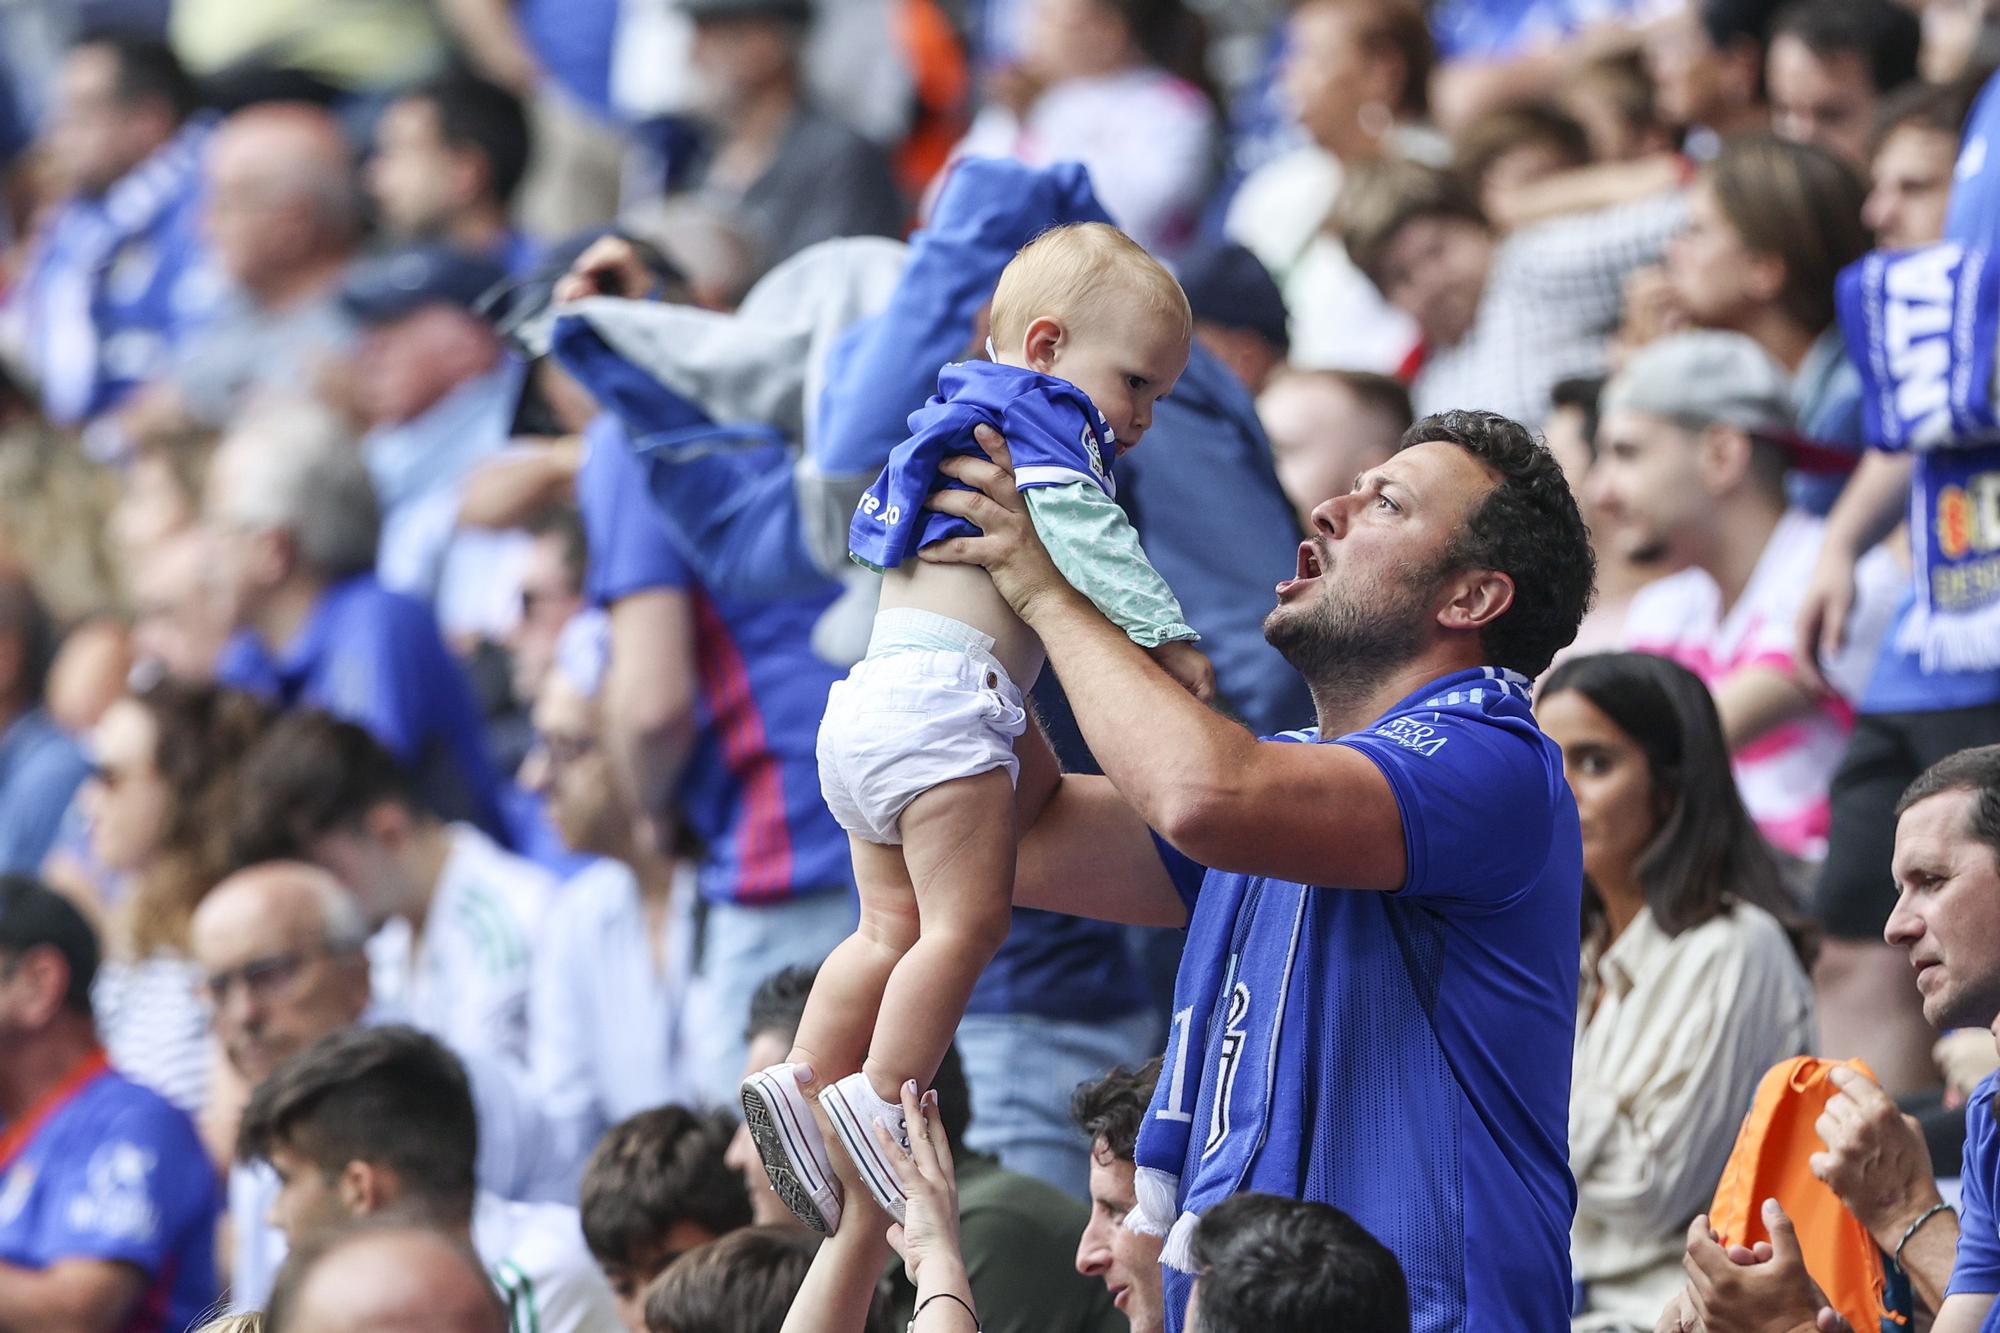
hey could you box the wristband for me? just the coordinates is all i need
[1894,1200,1955,1268]
[909,1291,981,1331]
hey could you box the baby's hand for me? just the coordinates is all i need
[1149,640,1215,703]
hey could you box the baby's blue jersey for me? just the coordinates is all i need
[849,360,1117,571]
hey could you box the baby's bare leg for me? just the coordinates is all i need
[860,768,1016,1103]
[786,835,920,1083]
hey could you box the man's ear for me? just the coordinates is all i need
[1437,567,1515,636]
[363,801,413,854]
[1695,423,1753,495]
[338,1159,393,1217]
[1023,316,1066,373]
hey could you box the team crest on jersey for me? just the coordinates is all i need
[1085,423,1111,484]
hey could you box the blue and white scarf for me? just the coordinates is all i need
[6,115,216,424]
[1838,243,2000,672]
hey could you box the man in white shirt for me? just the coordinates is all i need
[232,709,554,1076]
[237,1024,618,1333]
[1591,330,1895,862]
[189,861,579,1309]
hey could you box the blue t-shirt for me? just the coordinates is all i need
[1953,1071,2000,1300]
[215,575,508,841]
[1148,668,1580,1333]
[514,0,619,119]
[0,707,90,876]
[1864,67,2000,713]
[850,361,1117,571]
[577,417,852,905]
[0,1066,219,1332]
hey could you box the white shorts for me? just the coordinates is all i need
[817,609,1028,845]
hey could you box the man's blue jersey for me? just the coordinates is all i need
[0,1065,218,1332]
[578,415,852,904]
[1145,668,1581,1332]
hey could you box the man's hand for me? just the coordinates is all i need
[1149,640,1215,702]
[1935,1029,2000,1109]
[1808,1064,1941,1249]
[1795,542,1860,696]
[921,425,1075,623]
[553,236,661,305]
[1683,1203,1841,1333]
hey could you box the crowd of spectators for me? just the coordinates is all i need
[5,0,2000,1331]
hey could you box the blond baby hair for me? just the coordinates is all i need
[988,222,1192,352]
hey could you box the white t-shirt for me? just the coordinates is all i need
[951,67,1215,257]
[1224,143,1420,373]
[477,1195,623,1333]
[368,824,554,1075]
[1621,509,1895,860]
[530,858,701,1167]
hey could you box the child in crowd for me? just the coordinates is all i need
[742,221,1209,1232]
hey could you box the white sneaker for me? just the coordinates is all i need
[822,1071,910,1223]
[739,1064,842,1234]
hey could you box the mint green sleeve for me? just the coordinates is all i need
[1021,482,1198,647]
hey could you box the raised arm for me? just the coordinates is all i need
[926,437,1406,891]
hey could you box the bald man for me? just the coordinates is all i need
[192,862,579,1309]
[117,102,361,438]
[267,1223,507,1333]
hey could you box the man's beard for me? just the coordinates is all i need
[1262,560,1442,707]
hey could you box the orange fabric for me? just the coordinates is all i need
[1707,1056,1905,1330]
[892,0,970,199]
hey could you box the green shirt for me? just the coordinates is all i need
[881,1155,1124,1333]
[1023,483,1197,649]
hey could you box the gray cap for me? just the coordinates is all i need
[1600,330,1795,436]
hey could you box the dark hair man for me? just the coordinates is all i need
[1767,0,1922,169]
[238,1024,619,1333]
[1072,1060,1166,1331]
[900,407,1594,1330]
[580,1106,752,1330]
[1185,1193,1409,1333]
[368,71,537,273]
[231,710,551,1078]
[0,874,219,1329]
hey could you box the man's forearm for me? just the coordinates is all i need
[0,1259,135,1333]
[1021,584,1250,840]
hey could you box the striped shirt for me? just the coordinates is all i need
[94,954,211,1115]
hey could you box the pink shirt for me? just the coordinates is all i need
[1621,510,1856,860]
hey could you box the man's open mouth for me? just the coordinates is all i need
[1276,540,1325,598]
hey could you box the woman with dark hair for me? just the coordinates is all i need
[1539,652,1813,1332]
[80,679,271,1112]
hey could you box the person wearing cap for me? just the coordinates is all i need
[1177,240,1290,398]
[342,243,530,643]
[0,874,220,1331]
[677,0,905,280]
[1590,330,1898,865]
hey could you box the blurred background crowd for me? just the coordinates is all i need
[3,0,2000,1329]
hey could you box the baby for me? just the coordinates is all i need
[742,222,1209,1231]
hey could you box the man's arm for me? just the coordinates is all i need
[0,1259,147,1333]
[1936,1294,1999,1331]
[1713,664,1819,752]
[603,589,699,852]
[1810,1065,1956,1313]
[927,440,1407,891]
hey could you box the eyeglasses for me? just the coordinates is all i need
[201,947,344,1008]
[533,733,599,770]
